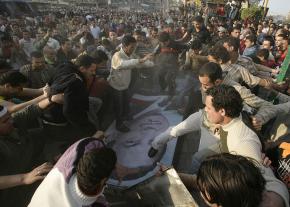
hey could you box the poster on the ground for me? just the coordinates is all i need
[105,94,182,188]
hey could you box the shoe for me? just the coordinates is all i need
[148,147,158,157]
[116,122,130,132]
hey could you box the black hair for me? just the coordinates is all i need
[263,35,274,46]
[256,49,269,60]
[76,54,96,68]
[90,50,108,64]
[245,35,257,44]
[60,38,70,45]
[199,62,223,83]
[158,31,170,42]
[206,85,243,118]
[133,30,143,36]
[193,16,204,24]
[77,147,116,194]
[30,51,43,59]
[277,34,289,41]
[0,71,27,87]
[197,153,265,207]
[122,35,137,47]
[208,45,230,64]
[223,37,240,51]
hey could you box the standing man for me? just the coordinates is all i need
[108,35,154,132]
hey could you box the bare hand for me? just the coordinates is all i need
[115,163,139,184]
[51,93,64,104]
[261,153,272,167]
[92,130,106,139]
[23,162,53,185]
[252,116,262,131]
[42,84,50,98]
[139,53,154,63]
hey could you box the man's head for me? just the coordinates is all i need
[193,16,204,31]
[191,40,203,55]
[31,51,45,70]
[218,27,227,38]
[76,55,97,78]
[262,36,274,50]
[244,35,256,48]
[22,30,30,40]
[276,34,289,52]
[198,62,223,91]
[43,46,57,64]
[208,46,230,65]
[223,37,240,53]
[205,85,243,124]
[256,49,269,62]
[158,31,171,47]
[109,30,117,41]
[197,153,265,207]
[77,147,116,196]
[60,39,72,52]
[229,27,241,39]
[0,106,13,135]
[122,35,137,56]
[89,50,109,68]
[0,71,27,95]
[133,30,143,42]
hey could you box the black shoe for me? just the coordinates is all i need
[148,147,158,157]
[116,123,130,132]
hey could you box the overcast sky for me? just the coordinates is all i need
[267,0,290,16]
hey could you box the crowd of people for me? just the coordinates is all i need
[0,4,290,207]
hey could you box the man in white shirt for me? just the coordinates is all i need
[107,35,154,132]
[148,85,289,207]
[90,21,101,40]
[19,30,35,59]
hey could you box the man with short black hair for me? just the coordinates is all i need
[108,35,154,132]
[20,51,56,89]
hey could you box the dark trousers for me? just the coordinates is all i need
[111,87,130,125]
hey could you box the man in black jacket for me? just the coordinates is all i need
[42,55,102,147]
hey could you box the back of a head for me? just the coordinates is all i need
[224,37,240,51]
[256,48,269,60]
[89,50,108,64]
[77,147,117,194]
[245,35,257,44]
[158,31,170,43]
[206,85,243,118]
[197,153,265,207]
[75,54,96,68]
[122,35,137,47]
[199,62,223,83]
[208,45,230,64]
[0,71,27,87]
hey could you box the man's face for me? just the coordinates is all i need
[276,37,288,51]
[244,39,253,48]
[223,42,233,53]
[231,29,241,38]
[62,41,72,51]
[0,112,14,135]
[109,31,117,40]
[205,95,224,124]
[123,42,136,56]
[81,63,97,78]
[262,40,271,50]
[199,76,216,91]
[133,34,143,42]
[32,57,45,70]
[218,31,226,38]
[22,31,30,40]
[193,21,202,30]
